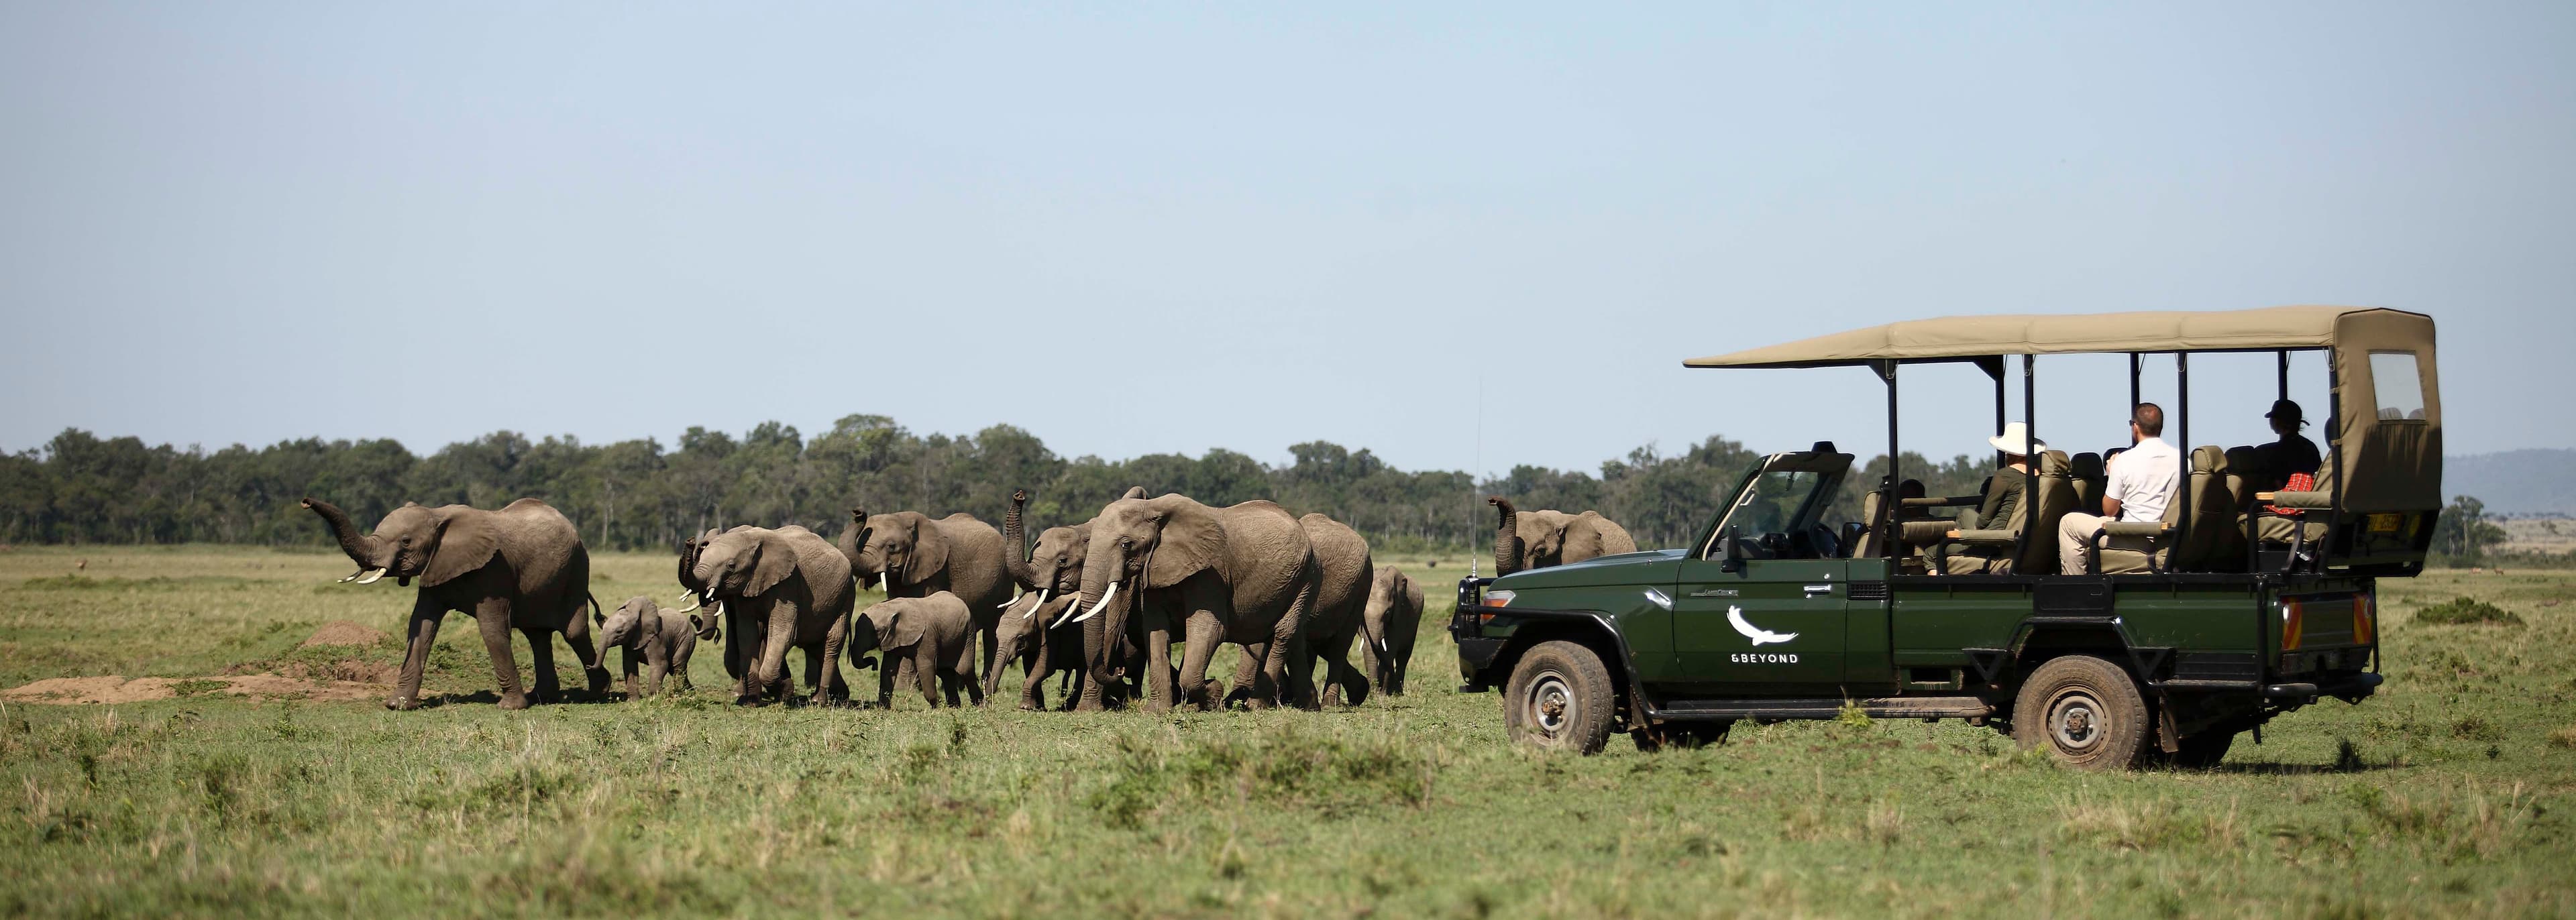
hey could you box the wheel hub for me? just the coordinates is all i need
[1529,673,1573,734]
[2049,691,2103,751]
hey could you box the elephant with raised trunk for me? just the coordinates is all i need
[837,508,1013,679]
[986,487,1146,707]
[303,497,608,710]
[1072,493,1319,713]
[689,525,855,705]
[1487,497,1639,575]
[1358,567,1426,695]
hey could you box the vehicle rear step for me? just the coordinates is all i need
[1649,696,1994,720]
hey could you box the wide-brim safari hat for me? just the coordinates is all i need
[1987,422,2047,456]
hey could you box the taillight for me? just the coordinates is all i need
[2281,599,2305,652]
[2353,594,2375,645]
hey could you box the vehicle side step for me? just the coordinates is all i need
[1649,696,1994,720]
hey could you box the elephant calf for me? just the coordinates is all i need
[854,592,984,709]
[597,596,711,699]
[1359,567,1426,695]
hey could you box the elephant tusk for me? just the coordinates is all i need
[1070,581,1116,624]
[352,568,387,585]
[1022,589,1048,619]
[337,571,359,583]
[674,593,700,614]
[877,572,889,591]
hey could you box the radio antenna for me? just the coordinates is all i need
[1470,372,1483,581]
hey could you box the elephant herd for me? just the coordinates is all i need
[301,487,1522,714]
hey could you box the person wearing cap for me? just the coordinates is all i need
[2258,399,2322,491]
[1937,423,2044,573]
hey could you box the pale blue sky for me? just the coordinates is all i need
[3,3,2569,477]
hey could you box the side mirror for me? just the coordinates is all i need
[1718,530,1743,573]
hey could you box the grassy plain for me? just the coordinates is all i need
[0,544,2571,918]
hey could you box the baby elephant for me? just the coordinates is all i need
[853,591,984,708]
[597,596,713,699]
[1360,567,1426,695]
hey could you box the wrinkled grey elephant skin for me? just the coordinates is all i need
[303,497,608,711]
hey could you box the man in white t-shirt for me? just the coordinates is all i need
[2057,403,2182,573]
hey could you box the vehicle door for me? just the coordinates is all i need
[1670,451,1854,694]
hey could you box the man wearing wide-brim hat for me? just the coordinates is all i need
[1941,422,2046,574]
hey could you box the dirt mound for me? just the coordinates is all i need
[301,620,389,647]
[1,673,386,705]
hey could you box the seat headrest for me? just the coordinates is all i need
[2192,445,2226,474]
[2039,450,2073,476]
[1898,479,1925,500]
[2069,452,2104,478]
[2223,446,2261,471]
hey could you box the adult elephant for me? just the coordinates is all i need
[837,508,1013,679]
[303,498,608,710]
[987,487,1146,705]
[1072,493,1318,714]
[690,525,855,705]
[1487,497,1639,575]
[1272,514,1373,708]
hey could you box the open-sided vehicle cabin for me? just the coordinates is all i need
[1450,306,2438,768]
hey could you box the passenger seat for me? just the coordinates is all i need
[2069,452,2106,518]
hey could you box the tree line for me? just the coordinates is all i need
[0,417,1996,555]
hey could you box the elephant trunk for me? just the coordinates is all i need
[835,508,873,585]
[1003,492,1038,591]
[302,498,386,571]
[1489,497,1524,575]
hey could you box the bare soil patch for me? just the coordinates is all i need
[1,673,384,704]
[301,620,388,647]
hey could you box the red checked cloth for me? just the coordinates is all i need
[2265,472,2314,516]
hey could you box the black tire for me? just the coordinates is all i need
[2010,655,2149,770]
[1631,720,1733,752]
[1503,640,1617,754]
[2155,730,2236,769]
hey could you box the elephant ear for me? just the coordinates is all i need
[746,530,798,596]
[1562,512,1611,562]
[1120,486,1146,500]
[635,597,662,647]
[1143,496,1224,590]
[879,603,925,650]
[422,510,500,587]
[903,512,949,583]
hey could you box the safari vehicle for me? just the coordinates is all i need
[1450,306,2439,768]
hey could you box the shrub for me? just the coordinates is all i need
[2414,598,2523,626]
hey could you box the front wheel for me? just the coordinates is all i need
[1503,641,1617,754]
[2010,655,2149,770]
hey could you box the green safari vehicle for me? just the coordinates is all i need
[1450,306,2440,768]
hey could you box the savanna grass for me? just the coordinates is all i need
[1,548,2572,917]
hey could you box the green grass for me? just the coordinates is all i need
[1,547,2572,917]
[2415,597,2526,627]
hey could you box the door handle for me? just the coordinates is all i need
[1803,584,1833,596]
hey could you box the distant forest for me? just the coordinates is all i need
[0,416,1991,554]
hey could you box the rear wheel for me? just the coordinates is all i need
[1503,641,1617,754]
[1631,720,1733,752]
[2011,655,2149,770]
[2155,730,2237,769]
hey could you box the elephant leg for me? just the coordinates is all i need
[1021,646,1051,711]
[671,640,695,693]
[877,650,899,709]
[820,614,849,704]
[802,643,824,703]
[1175,614,1223,712]
[956,642,986,707]
[916,647,943,708]
[1141,612,1181,715]
[1074,614,1110,713]
[389,597,445,711]
[1265,581,1318,711]
[477,602,529,709]
[1322,630,1368,707]
[728,610,758,705]
[527,627,569,703]
[561,614,610,694]
[621,646,642,700]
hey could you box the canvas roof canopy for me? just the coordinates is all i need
[1684,306,2442,514]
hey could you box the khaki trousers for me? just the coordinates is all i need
[2057,512,2155,575]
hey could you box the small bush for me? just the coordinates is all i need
[2414,598,2523,626]
[2547,726,2576,749]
